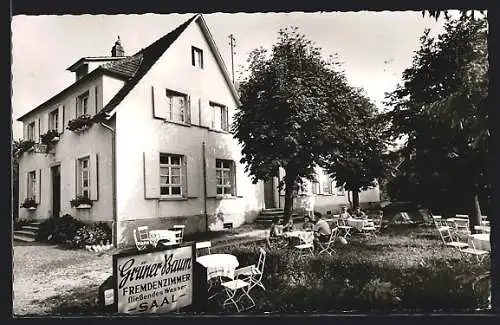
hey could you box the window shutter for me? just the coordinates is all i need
[34,118,40,143]
[45,112,50,133]
[152,86,167,119]
[186,155,199,197]
[58,105,64,133]
[225,107,229,131]
[23,123,27,140]
[90,153,99,200]
[191,47,195,66]
[36,169,42,204]
[94,85,99,114]
[143,150,160,199]
[24,172,28,200]
[186,95,191,124]
[75,96,79,117]
[232,161,239,197]
[73,159,78,198]
[205,150,217,197]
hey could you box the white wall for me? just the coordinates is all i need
[18,75,115,222]
[113,19,264,245]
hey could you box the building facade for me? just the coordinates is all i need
[16,14,380,246]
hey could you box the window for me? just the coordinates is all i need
[312,182,320,195]
[211,102,229,131]
[78,157,90,198]
[216,159,235,196]
[160,154,183,196]
[321,170,332,194]
[49,109,59,131]
[337,186,346,196]
[27,122,35,141]
[165,90,187,123]
[191,46,203,68]
[27,171,37,200]
[77,91,89,116]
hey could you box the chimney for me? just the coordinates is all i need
[111,36,125,57]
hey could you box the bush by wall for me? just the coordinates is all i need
[69,223,112,248]
[36,214,85,243]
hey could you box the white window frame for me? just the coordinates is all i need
[216,159,235,196]
[210,102,229,131]
[49,109,59,131]
[27,170,37,200]
[165,90,187,123]
[27,122,35,141]
[77,91,89,116]
[192,46,204,69]
[159,153,184,197]
[78,157,90,198]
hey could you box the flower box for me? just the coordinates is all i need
[17,140,36,155]
[70,196,93,208]
[67,115,93,133]
[76,204,92,209]
[51,136,60,143]
[21,198,38,210]
[41,129,60,145]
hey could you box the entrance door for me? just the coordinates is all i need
[51,165,61,217]
[264,178,276,209]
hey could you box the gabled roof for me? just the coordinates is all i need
[96,14,241,120]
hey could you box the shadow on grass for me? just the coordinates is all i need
[31,285,104,316]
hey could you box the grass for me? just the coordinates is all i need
[13,223,491,315]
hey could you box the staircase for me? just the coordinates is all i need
[255,208,303,224]
[13,221,41,242]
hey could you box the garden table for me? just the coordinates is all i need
[469,233,490,252]
[197,254,239,281]
[474,225,490,234]
[347,218,374,231]
[149,229,177,247]
[284,230,314,244]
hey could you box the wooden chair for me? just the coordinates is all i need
[337,218,353,238]
[171,225,185,243]
[133,226,151,251]
[294,232,314,257]
[195,241,212,257]
[436,225,468,250]
[317,227,339,256]
[459,235,489,262]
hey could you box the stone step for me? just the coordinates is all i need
[14,230,37,237]
[262,208,284,212]
[260,210,284,216]
[255,214,303,224]
[29,221,43,226]
[13,234,36,242]
[23,225,40,231]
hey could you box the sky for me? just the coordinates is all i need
[11,11,455,140]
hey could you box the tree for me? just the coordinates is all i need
[382,16,489,230]
[320,88,386,209]
[232,27,360,221]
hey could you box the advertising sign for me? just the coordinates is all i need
[113,244,194,314]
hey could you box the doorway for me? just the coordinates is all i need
[51,165,61,217]
[264,178,276,209]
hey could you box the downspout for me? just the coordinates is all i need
[202,141,208,232]
[100,121,117,247]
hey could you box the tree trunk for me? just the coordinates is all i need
[347,191,352,208]
[283,167,298,223]
[470,192,482,233]
[352,188,360,209]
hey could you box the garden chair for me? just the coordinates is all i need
[133,226,151,251]
[361,221,377,238]
[234,247,267,291]
[437,225,468,250]
[317,227,339,256]
[195,241,212,257]
[294,232,315,257]
[337,218,353,238]
[454,217,470,236]
[171,225,185,243]
[220,278,255,312]
[373,214,384,233]
[458,234,489,263]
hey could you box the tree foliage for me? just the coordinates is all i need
[382,16,489,222]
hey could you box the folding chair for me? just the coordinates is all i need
[221,279,255,312]
[195,241,212,257]
[133,226,151,251]
[459,235,489,262]
[317,227,339,256]
[436,225,468,250]
[171,225,185,243]
[373,215,384,233]
[337,218,353,238]
[235,247,266,291]
[361,221,377,238]
[294,232,314,257]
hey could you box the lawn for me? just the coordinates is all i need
[12,223,491,315]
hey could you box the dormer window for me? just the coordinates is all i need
[77,91,89,116]
[191,46,203,69]
[27,122,35,141]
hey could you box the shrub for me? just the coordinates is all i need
[70,196,93,208]
[13,218,31,230]
[36,214,85,243]
[17,140,35,154]
[70,222,112,248]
